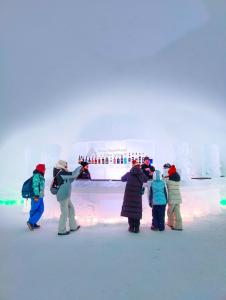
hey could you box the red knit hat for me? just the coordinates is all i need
[132,159,140,167]
[168,165,176,176]
[36,164,46,174]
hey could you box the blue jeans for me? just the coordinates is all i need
[28,198,44,225]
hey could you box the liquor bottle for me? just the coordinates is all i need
[102,156,105,164]
[95,157,97,164]
[110,155,113,164]
[88,156,91,164]
[98,157,101,164]
[132,153,134,161]
[128,153,131,163]
[138,153,142,164]
[120,155,123,164]
[113,156,116,164]
[105,156,109,164]
[142,155,144,163]
[123,154,127,165]
[117,156,120,164]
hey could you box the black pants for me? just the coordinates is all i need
[128,218,140,230]
[152,205,166,231]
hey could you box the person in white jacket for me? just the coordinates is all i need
[53,160,82,236]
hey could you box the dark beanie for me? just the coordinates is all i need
[80,161,89,167]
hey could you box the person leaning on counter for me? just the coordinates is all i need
[77,161,91,180]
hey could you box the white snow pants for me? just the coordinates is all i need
[58,198,78,234]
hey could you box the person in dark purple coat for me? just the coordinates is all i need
[121,160,148,233]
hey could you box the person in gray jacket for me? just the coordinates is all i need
[53,160,82,236]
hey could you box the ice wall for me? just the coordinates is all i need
[0,0,226,198]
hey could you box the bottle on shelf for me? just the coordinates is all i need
[138,153,142,164]
[113,156,116,164]
[117,156,120,164]
[102,156,105,164]
[120,155,123,164]
[105,156,109,164]
[128,153,131,164]
[123,154,127,165]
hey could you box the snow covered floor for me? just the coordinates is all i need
[1,207,226,300]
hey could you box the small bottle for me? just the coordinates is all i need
[113,156,116,164]
[105,156,109,164]
[120,155,123,164]
[95,157,97,164]
[102,156,105,164]
[117,156,120,164]
[98,157,101,164]
[123,154,127,165]
[138,153,142,164]
[128,153,131,163]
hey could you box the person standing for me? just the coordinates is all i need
[27,164,46,231]
[141,156,155,180]
[77,161,91,180]
[121,160,148,233]
[53,160,82,236]
[148,170,167,231]
[165,165,183,231]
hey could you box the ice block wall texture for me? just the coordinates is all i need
[0,0,226,197]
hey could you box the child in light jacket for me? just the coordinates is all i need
[148,170,167,231]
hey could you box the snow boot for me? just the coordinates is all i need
[27,222,34,231]
[151,226,158,231]
[34,224,40,229]
[58,231,70,236]
[70,225,81,232]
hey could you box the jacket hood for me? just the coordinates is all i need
[154,170,161,181]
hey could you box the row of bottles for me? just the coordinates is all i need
[78,153,149,165]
